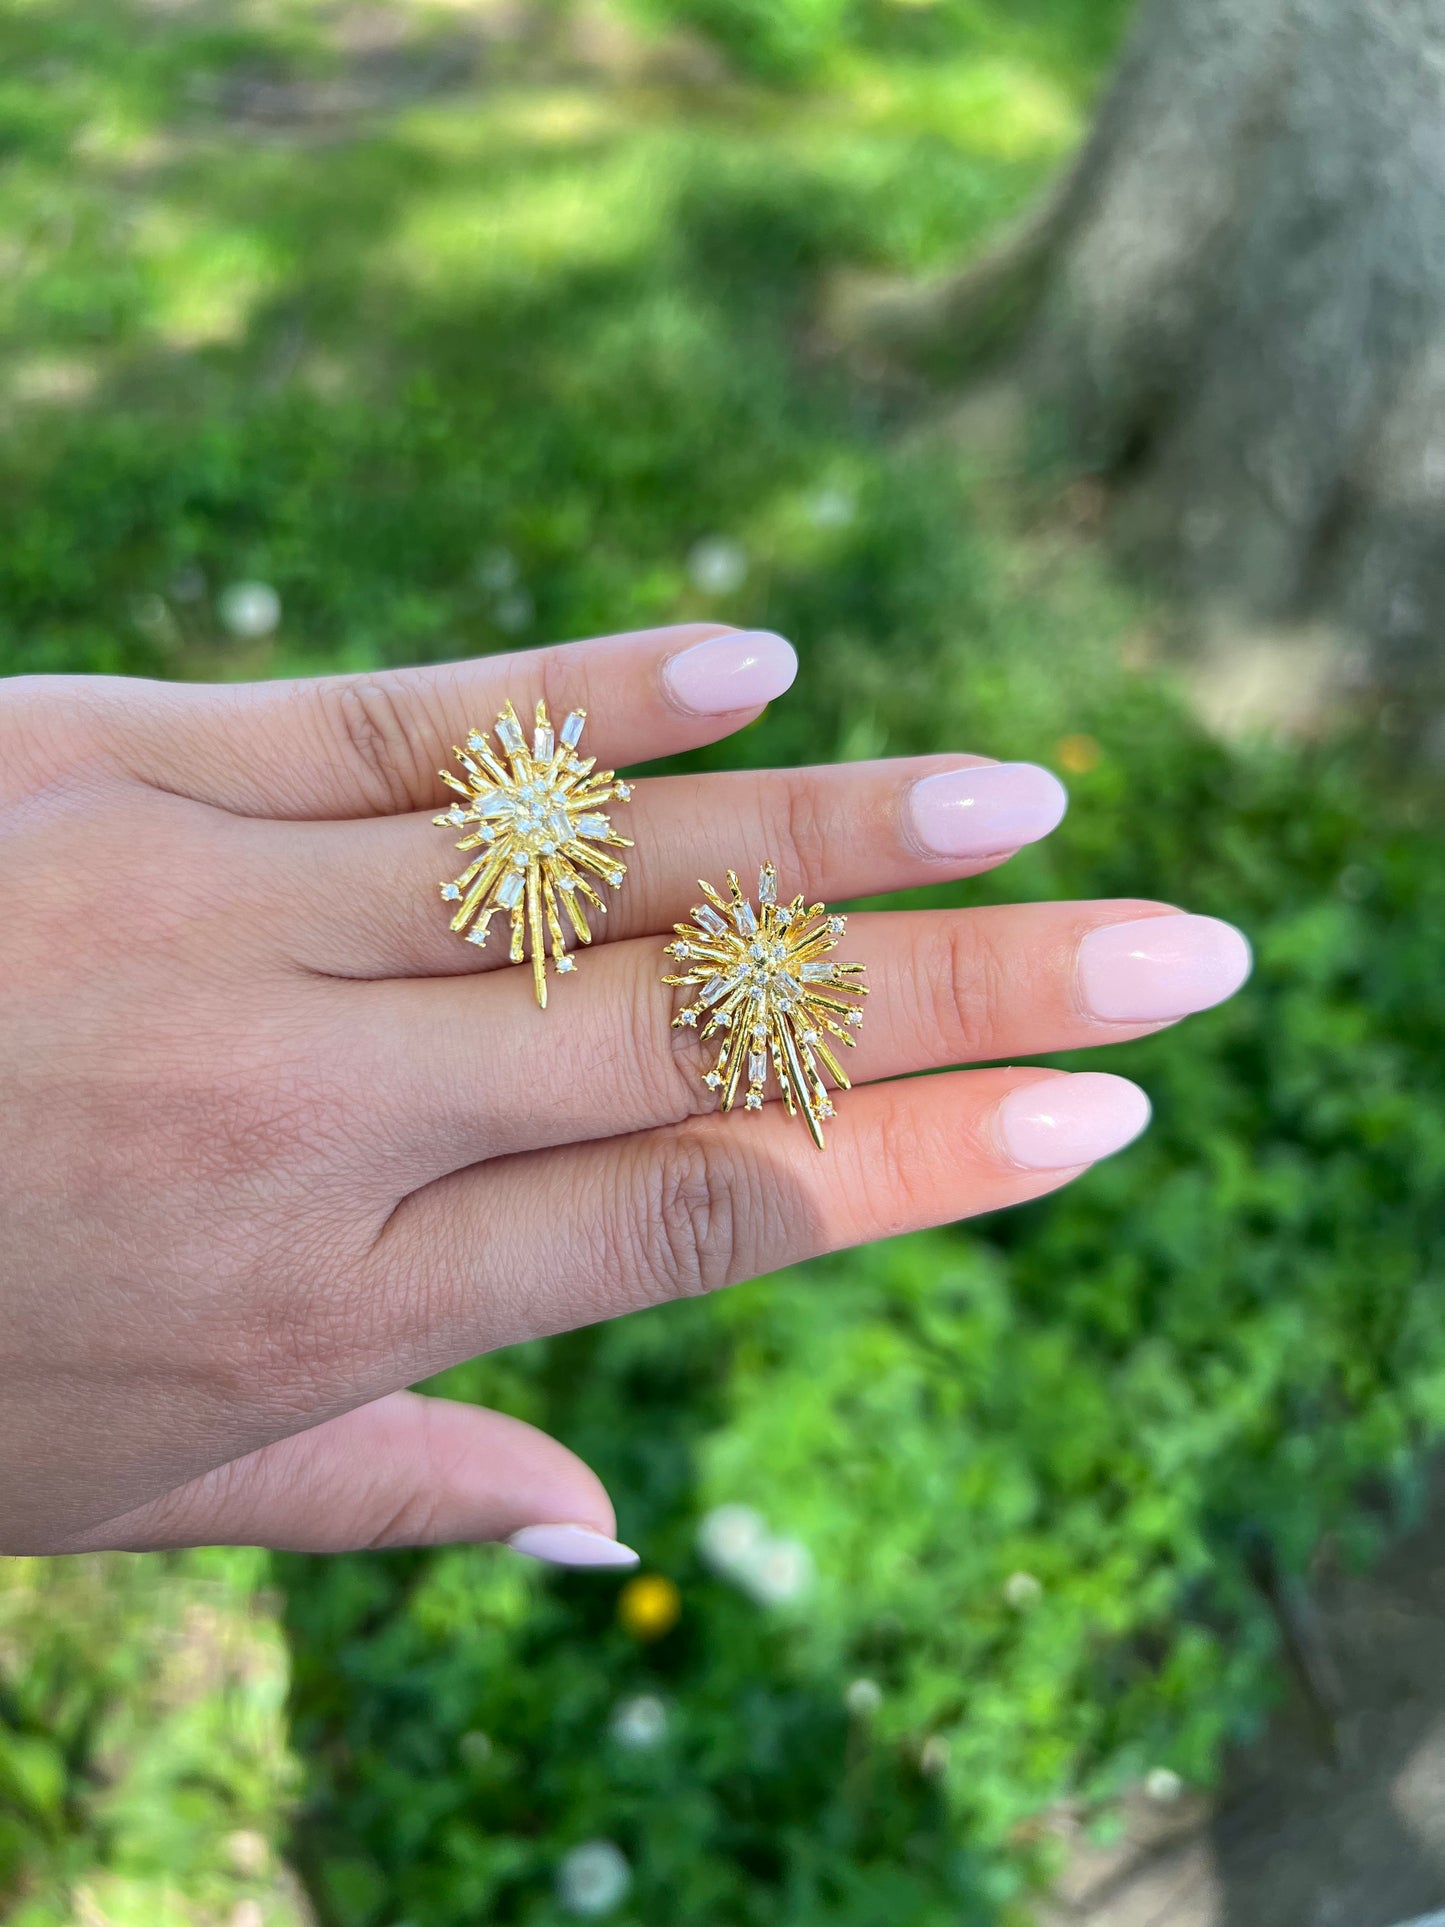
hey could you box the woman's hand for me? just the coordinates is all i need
[0,625,1249,1561]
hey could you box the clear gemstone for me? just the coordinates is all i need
[801,962,834,981]
[776,973,803,1001]
[748,1051,767,1083]
[578,814,609,839]
[465,925,489,946]
[678,1007,699,1027]
[715,1012,731,1028]
[559,875,578,892]
[533,724,555,760]
[440,883,461,901]
[751,1026,766,1045]
[703,1071,723,1090]
[541,840,556,855]
[560,710,586,749]
[672,942,692,959]
[694,904,726,936]
[744,1091,763,1111]
[614,780,632,800]
[467,732,485,752]
[758,865,776,904]
[497,871,524,909]
[771,943,787,962]
[846,1010,863,1027]
[827,916,845,936]
[473,788,501,812]
[548,811,571,841]
[750,943,766,961]
[448,807,467,825]
[608,869,624,886]
[818,1100,836,1120]
[496,714,524,754]
[511,851,528,868]
[556,954,576,973]
[700,976,726,1004]
[734,901,757,936]
[802,1029,819,1046]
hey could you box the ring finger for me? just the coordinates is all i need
[331,899,1251,1182]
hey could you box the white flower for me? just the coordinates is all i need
[697,1503,767,1576]
[845,1677,882,1718]
[1003,1570,1043,1610]
[686,535,748,596]
[557,1840,631,1917]
[225,1830,268,1877]
[493,587,535,633]
[804,484,857,530]
[736,1534,813,1607]
[457,1729,492,1766]
[474,546,519,592]
[1144,1767,1186,1805]
[610,1693,667,1749]
[217,580,281,639]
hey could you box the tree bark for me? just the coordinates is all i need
[875,0,1445,711]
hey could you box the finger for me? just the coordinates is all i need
[277,756,1069,978]
[72,625,797,819]
[61,1391,638,1562]
[335,902,1243,1180]
[342,1067,1152,1384]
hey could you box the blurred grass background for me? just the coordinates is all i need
[1,1,1442,1923]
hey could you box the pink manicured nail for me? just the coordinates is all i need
[907,763,1068,857]
[1078,914,1252,1023]
[662,630,798,715]
[996,1072,1151,1170]
[507,1524,640,1569]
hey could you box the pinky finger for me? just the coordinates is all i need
[60,1391,639,1563]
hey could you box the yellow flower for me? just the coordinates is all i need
[618,1574,681,1641]
[1055,733,1102,775]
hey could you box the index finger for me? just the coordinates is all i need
[41,624,798,820]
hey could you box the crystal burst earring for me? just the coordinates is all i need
[435,699,633,1007]
[663,862,867,1149]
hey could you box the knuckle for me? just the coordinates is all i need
[933,915,1009,1061]
[772,769,833,895]
[624,1130,743,1302]
[324,676,435,815]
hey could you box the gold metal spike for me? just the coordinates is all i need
[663,861,867,1148]
[434,700,633,1005]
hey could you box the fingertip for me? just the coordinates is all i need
[993,1071,1152,1172]
[660,629,798,718]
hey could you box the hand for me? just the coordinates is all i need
[0,626,1249,1560]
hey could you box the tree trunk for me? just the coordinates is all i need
[872,0,1445,717]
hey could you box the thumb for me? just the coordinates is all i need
[66,1392,639,1566]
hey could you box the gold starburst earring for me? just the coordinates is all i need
[436,699,633,1007]
[664,862,867,1149]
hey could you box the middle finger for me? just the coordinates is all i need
[273,756,1070,978]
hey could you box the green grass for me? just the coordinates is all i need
[2,2,1442,1923]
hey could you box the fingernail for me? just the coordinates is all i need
[907,762,1068,858]
[1078,914,1252,1023]
[507,1523,641,1569]
[662,630,798,715]
[996,1072,1151,1170]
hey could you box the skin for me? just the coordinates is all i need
[0,623,1233,1557]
